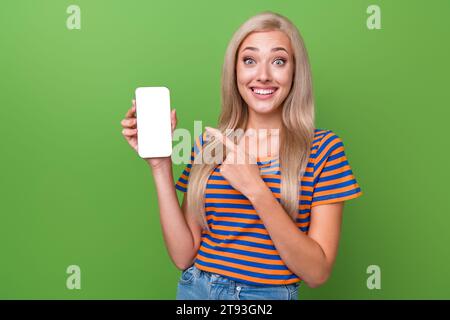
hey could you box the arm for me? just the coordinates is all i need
[121,101,202,271]
[248,184,344,288]
[150,160,203,270]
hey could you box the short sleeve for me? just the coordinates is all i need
[174,133,205,193]
[311,130,362,207]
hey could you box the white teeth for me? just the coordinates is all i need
[251,88,276,95]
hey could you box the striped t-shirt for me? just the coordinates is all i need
[175,128,362,286]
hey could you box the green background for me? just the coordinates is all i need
[0,0,449,299]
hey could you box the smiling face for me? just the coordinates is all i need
[236,30,295,116]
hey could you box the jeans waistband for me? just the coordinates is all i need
[190,264,300,291]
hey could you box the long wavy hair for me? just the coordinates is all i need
[186,11,316,232]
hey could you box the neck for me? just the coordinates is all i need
[242,108,282,159]
[245,108,283,133]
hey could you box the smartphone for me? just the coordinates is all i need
[134,86,172,158]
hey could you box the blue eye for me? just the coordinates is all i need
[243,58,254,65]
[274,58,286,65]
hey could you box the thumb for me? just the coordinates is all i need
[171,109,177,131]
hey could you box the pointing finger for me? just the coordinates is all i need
[205,127,238,152]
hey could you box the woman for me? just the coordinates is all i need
[121,11,362,300]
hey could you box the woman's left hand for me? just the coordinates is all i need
[205,127,266,199]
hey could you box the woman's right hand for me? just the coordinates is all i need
[121,99,177,170]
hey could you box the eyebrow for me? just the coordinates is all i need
[241,46,289,54]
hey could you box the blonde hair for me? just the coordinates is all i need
[186,11,315,231]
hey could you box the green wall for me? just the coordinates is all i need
[0,0,449,299]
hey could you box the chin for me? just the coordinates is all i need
[247,101,281,114]
[251,107,277,114]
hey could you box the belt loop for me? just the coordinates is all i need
[228,279,236,295]
[193,265,201,278]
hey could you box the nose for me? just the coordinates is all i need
[256,63,272,83]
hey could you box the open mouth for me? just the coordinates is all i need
[250,87,278,99]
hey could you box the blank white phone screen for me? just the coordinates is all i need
[135,87,172,158]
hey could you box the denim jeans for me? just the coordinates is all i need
[176,264,301,300]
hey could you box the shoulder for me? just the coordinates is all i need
[314,128,344,150]
[312,128,347,167]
